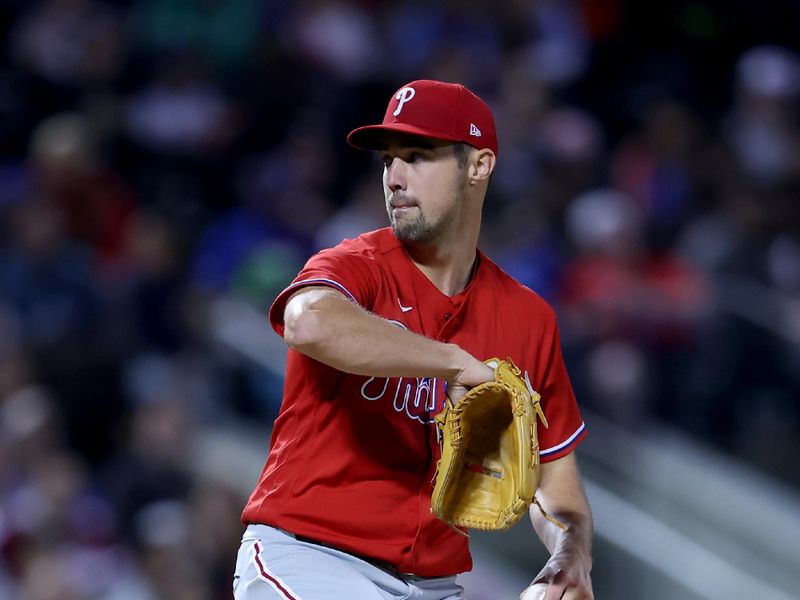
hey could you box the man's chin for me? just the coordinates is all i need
[389,214,437,244]
[392,229,434,245]
[391,225,414,243]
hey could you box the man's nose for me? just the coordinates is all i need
[384,159,407,192]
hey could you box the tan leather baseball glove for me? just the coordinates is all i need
[431,358,554,532]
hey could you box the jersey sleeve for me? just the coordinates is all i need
[268,247,379,337]
[531,308,586,462]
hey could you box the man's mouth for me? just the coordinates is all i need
[390,196,417,209]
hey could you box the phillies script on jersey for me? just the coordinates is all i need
[241,228,586,577]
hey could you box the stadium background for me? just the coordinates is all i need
[0,1,799,598]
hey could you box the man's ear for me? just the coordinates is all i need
[469,149,496,184]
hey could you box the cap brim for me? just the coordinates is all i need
[347,123,463,151]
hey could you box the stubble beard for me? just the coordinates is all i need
[387,179,467,244]
[389,203,446,243]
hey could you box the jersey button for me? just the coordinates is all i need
[444,313,451,320]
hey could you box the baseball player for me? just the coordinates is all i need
[233,80,593,600]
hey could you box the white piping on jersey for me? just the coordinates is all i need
[540,421,586,456]
[286,278,358,303]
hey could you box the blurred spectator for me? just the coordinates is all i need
[558,188,711,424]
[284,0,381,82]
[187,483,246,597]
[517,0,590,88]
[0,198,99,351]
[491,60,551,200]
[0,384,64,472]
[726,45,800,186]
[104,209,192,355]
[124,54,236,159]
[101,358,195,550]
[28,111,136,265]
[535,106,606,217]
[11,0,124,88]
[131,500,211,600]
[612,98,701,241]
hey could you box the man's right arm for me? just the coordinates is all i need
[283,286,491,392]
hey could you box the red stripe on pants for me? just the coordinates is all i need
[253,542,299,600]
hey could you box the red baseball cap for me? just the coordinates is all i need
[347,80,498,156]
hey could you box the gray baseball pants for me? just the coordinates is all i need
[233,524,464,600]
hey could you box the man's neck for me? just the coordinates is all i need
[406,243,478,297]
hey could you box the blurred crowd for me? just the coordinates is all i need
[0,0,799,598]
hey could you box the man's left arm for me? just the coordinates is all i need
[525,452,594,600]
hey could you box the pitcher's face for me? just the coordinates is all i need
[381,137,468,244]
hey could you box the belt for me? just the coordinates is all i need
[285,529,408,576]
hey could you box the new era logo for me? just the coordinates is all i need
[469,123,481,137]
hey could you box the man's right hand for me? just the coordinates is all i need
[446,353,494,405]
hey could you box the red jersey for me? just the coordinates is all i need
[241,228,586,577]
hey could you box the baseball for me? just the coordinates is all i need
[520,582,548,600]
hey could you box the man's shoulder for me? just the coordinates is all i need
[478,252,557,319]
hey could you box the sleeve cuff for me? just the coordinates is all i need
[540,422,587,462]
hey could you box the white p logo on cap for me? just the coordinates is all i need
[393,87,416,116]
